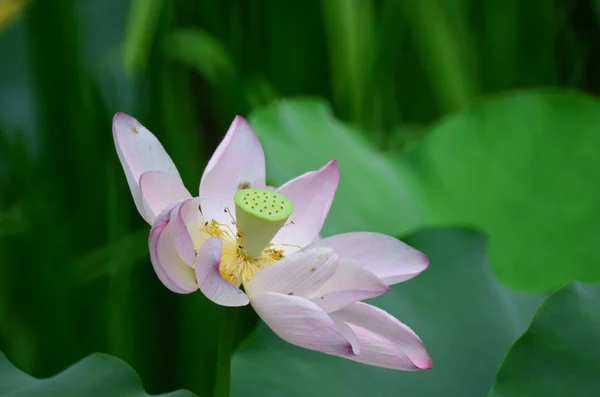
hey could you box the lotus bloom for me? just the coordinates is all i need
[112,113,432,371]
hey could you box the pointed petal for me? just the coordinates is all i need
[310,259,389,313]
[140,171,192,223]
[200,116,266,200]
[195,237,249,307]
[149,203,197,294]
[330,302,432,371]
[272,160,339,251]
[309,232,428,285]
[250,291,354,355]
[244,248,338,298]
[113,113,184,224]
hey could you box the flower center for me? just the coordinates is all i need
[198,188,294,287]
[234,188,294,258]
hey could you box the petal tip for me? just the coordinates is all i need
[233,115,247,124]
[112,112,140,136]
[113,112,125,121]
[421,253,429,268]
[232,115,260,142]
[415,357,433,370]
[230,115,253,134]
[327,159,340,181]
[326,158,339,172]
[112,111,134,125]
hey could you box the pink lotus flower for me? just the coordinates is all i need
[113,113,432,371]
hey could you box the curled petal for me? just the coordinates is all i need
[250,291,355,355]
[272,159,339,252]
[195,237,249,307]
[113,113,185,224]
[329,302,432,371]
[310,259,389,313]
[178,198,205,251]
[200,116,266,202]
[309,232,428,285]
[244,248,338,298]
[149,203,197,294]
[169,198,203,266]
[331,317,360,355]
[140,171,192,223]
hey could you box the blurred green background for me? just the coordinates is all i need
[1,0,600,396]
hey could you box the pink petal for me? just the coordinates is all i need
[250,291,355,355]
[244,248,338,298]
[309,232,428,285]
[140,171,192,223]
[178,198,204,251]
[169,198,202,266]
[331,318,360,355]
[329,302,432,371]
[310,259,389,313]
[148,203,198,294]
[271,160,339,252]
[195,237,249,307]
[199,116,266,202]
[113,113,184,224]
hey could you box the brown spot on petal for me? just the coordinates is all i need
[238,180,251,190]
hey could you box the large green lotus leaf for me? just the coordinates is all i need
[249,99,424,238]
[0,351,195,397]
[251,93,600,291]
[489,283,600,397]
[404,91,600,290]
[231,229,546,397]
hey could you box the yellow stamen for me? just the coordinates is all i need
[195,188,296,287]
[199,219,285,287]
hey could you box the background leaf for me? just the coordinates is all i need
[0,350,195,397]
[398,0,476,112]
[488,283,600,397]
[231,228,546,397]
[251,93,600,291]
[163,28,236,86]
[123,0,164,74]
[405,90,600,290]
